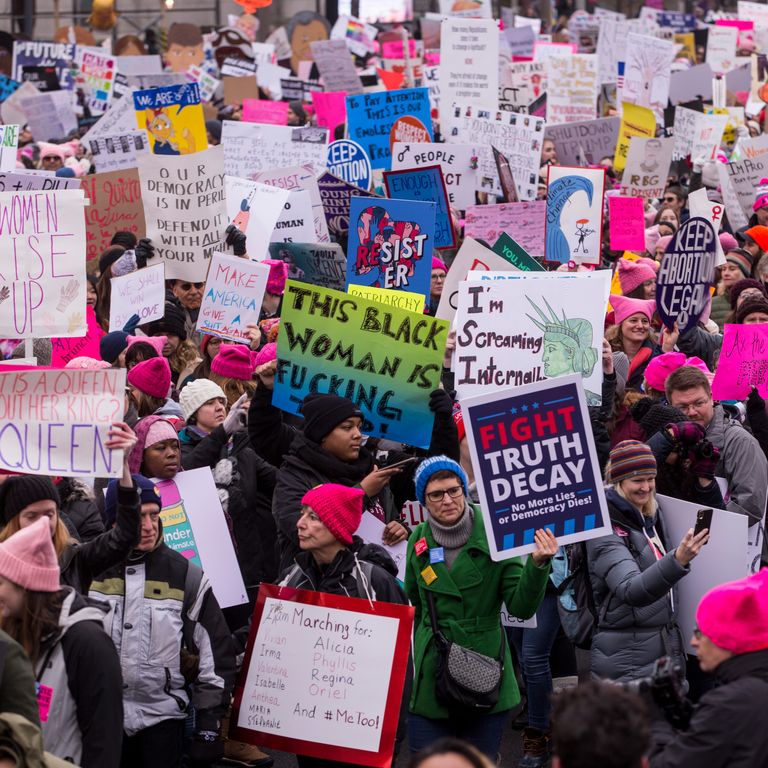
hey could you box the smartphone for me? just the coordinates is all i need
[694,508,713,538]
[384,456,419,470]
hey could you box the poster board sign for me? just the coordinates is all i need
[133,83,208,155]
[620,136,674,199]
[266,242,347,292]
[271,189,315,246]
[231,584,413,766]
[197,252,269,342]
[621,33,675,120]
[87,130,149,173]
[544,117,620,167]
[0,172,80,193]
[275,281,447,448]
[138,145,226,282]
[688,188,726,267]
[356,512,407,581]
[0,125,19,172]
[0,189,87,338]
[242,99,289,125]
[712,324,768,401]
[50,305,105,366]
[311,90,348,134]
[80,87,138,145]
[310,39,364,95]
[608,196,646,251]
[12,41,75,90]
[722,154,768,219]
[546,54,598,124]
[156,467,248,608]
[76,47,116,114]
[492,233,545,272]
[19,91,77,142]
[464,201,546,259]
[108,263,165,332]
[461,375,611,560]
[222,75,260,107]
[327,139,372,191]
[614,102,655,173]
[0,366,125,478]
[348,284,426,314]
[317,172,376,237]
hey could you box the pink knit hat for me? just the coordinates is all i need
[656,235,673,254]
[637,256,659,274]
[37,142,68,161]
[301,484,364,545]
[432,257,448,273]
[127,335,167,357]
[753,179,768,212]
[618,258,657,295]
[696,569,768,653]
[211,344,255,380]
[263,259,289,296]
[65,356,111,369]
[645,225,661,255]
[127,357,171,398]
[254,342,277,367]
[644,352,710,393]
[0,517,60,592]
[611,295,656,325]
[719,232,738,252]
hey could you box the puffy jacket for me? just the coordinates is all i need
[677,324,722,370]
[0,630,40,728]
[35,588,123,767]
[650,649,768,768]
[404,509,550,719]
[89,514,236,736]
[57,478,104,543]
[586,489,688,682]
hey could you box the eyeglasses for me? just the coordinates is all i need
[426,485,464,503]
[663,196,677,203]
[431,273,446,281]
[676,398,710,414]
[693,626,702,640]
[179,282,204,291]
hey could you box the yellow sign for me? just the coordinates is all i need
[348,284,426,313]
[615,102,656,173]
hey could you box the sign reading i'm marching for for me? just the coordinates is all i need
[231,584,414,767]
[133,83,208,155]
[275,281,448,448]
[0,367,126,477]
[462,375,611,560]
[656,216,717,333]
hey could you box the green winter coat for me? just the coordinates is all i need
[404,509,550,719]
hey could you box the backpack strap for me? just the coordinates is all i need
[279,563,304,588]
[353,560,377,601]
[182,561,204,653]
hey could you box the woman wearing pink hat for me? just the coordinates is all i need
[210,343,258,407]
[428,257,448,315]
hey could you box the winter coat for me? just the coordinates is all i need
[625,339,662,391]
[650,649,768,768]
[0,630,40,728]
[708,293,730,332]
[179,424,279,586]
[404,509,550,719]
[586,489,688,683]
[89,510,235,736]
[677,325,722,370]
[57,478,103,543]
[35,588,123,767]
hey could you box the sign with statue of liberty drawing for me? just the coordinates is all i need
[453,270,611,404]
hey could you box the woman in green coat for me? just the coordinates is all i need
[405,456,557,760]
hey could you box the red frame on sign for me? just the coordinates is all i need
[230,583,414,768]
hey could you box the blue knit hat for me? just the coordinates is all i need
[103,474,162,528]
[100,331,129,364]
[414,455,469,505]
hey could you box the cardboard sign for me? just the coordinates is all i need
[242,99,289,125]
[0,367,125,477]
[712,324,768,401]
[108,263,165,332]
[317,172,376,236]
[383,165,455,250]
[310,39,364,95]
[133,83,208,155]
[222,75,260,107]
[156,468,247,608]
[461,375,611,560]
[544,117,620,167]
[656,217,717,333]
[275,281,448,448]
[608,196,646,251]
[492,233,545,272]
[346,88,433,170]
[81,168,146,269]
[546,54,598,124]
[545,166,606,265]
[346,197,436,296]
[231,584,413,767]
[266,242,347,292]
[0,125,19,172]
[87,130,149,173]
[620,136,674,199]
[138,145,226,282]
[76,47,116,114]
[197,252,269,342]
[80,87,139,145]
[464,201,546,259]
[327,140,372,191]
[12,41,75,90]
[311,90,348,134]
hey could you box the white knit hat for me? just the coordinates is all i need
[179,378,226,421]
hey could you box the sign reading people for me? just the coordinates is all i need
[275,281,448,448]
[231,584,414,767]
[461,375,611,560]
[656,216,717,333]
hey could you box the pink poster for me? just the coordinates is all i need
[711,324,768,400]
[608,196,646,251]
[381,40,418,59]
[50,306,105,367]
[463,201,546,259]
[242,99,289,125]
[311,90,347,133]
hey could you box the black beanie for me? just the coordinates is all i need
[144,301,187,341]
[301,393,363,443]
[630,398,686,439]
[0,476,60,526]
[111,231,138,250]
[734,295,768,325]
[98,245,126,276]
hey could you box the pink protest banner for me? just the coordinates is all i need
[464,201,546,259]
[310,91,347,133]
[50,306,105,367]
[242,99,289,125]
[711,324,768,400]
[608,196,646,251]
[381,40,418,59]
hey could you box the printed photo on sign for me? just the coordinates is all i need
[620,136,674,199]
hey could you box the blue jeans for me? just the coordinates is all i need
[408,710,510,759]
[508,592,561,731]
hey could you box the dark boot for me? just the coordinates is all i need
[518,726,550,768]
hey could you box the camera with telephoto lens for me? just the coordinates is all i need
[623,657,694,731]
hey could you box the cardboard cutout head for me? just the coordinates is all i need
[165,23,204,73]
[286,11,330,75]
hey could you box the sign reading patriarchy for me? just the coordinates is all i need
[462,374,611,560]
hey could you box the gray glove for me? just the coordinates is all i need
[222,393,248,435]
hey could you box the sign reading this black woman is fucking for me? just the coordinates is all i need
[462,375,610,560]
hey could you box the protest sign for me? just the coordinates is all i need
[267,242,347,292]
[669,64,714,105]
[156,468,247,608]
[723,154,768,219]
[461,375,611,560]
[271,189,316,245]
[0,75,21,103]
[688,188,726,266]
[706,25,738,75]
[108,263,165,332]
[620,137,674,199]
[439,19,499,125]
[0,125,19,172]
[19,91,77,142]
[614,102,656,173]
[391,142,477,210]
[185,66,220,103]
[231,584,413,766]
[383,165,455,250]
[656,217,717,333]
[20,65,60,92]
[0,172,80,193]
[133,83,207,155]
[80,88,139,145]
[50,305,105,366]
[0,366,125,478]
[671,105,700,162]
[310,39,364,94]
[311,91,348,134]
[454,271,610,403]
[220,57,256,79]
[12,41,74,90]
[76,47,116,114]
[275,281,447,447]
[356,511,407,581]
[81,168,146,269]
[348,285,425,314]
[464,201,546,259]
[690,113,728,162]
[544,117,620,167]
[0,189,87,338]
[546,54,598,124]
[242,99,289,125]
[87,130,149,173]
[608,196,645,251]
[317,172,376,237]
[0,82,39,128]
[138,145,226,282]
[712,324,768,401]
[222,122,329,178]
[492,233,545,272]
[346,197,436,296]
[621,34,675,120]
[197,253,269,342]
[545,166,606,265]
[346,88,433,170]
[500,61,546,111]
[222,75,260,107]
[327,140,372,191]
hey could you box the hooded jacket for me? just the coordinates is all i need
[57,478,104,543]
[35,588,123,767]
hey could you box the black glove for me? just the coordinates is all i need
[429,388,453,416]
[187,731,224,765]
[225,224,247,256]
[630,398,686,438]
[747,386,766,415]
[688,440,721,480]
[134,238,154,269]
